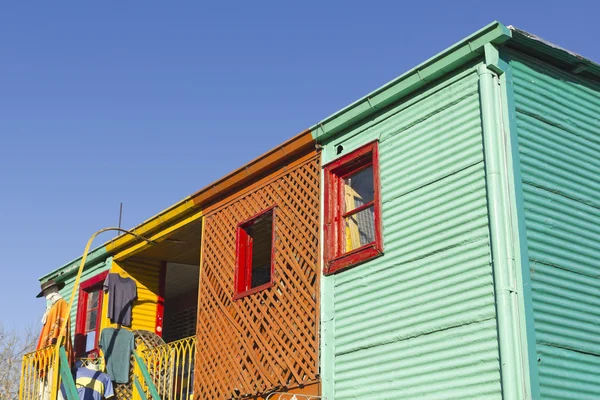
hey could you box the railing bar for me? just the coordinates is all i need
[134,376,149,400]
[186,346,193,400]
[19,353,26,400]
[28,356,34,400]
[173,348,179,400]
[165,349,170,400]
[59,346,79,400]
[177,346,182,400]
[30,357,36,400]
[134,350,161,400]
[22,359,29,400]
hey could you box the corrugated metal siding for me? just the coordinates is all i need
[510,50,600,399]
[323,64,502,399]
[104,260,159,332]
[58,258,111,339]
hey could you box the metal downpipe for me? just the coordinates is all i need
[478,63,523,400]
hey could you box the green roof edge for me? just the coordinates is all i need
[39,245,109,283]
[309,21,512,143]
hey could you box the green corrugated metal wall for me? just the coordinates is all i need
[321,63,502,399]
[510,50,600,399]
[58,256,112,339]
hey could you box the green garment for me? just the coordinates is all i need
[99,328,135,384]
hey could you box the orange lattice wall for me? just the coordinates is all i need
[195,151,321,399]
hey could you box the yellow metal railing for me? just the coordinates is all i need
[19,345,59,400]
[135,336,196,400]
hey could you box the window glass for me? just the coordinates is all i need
[344,205,376,252]
[235,208,275,298]
[87,291,99,309]
[249,214,273,288]
[86,309,98,331]
[85,331,96,353]
[344,166,374,210]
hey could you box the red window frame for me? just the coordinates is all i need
[233,206,277,300]
[324,141,383,274]
[75,271,108,356]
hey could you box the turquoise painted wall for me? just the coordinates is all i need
[510,50,600,399]
[40,246,111,339]
[320,62,502,399]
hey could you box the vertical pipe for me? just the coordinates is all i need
[496,53,540,400]
[478,63,524,399]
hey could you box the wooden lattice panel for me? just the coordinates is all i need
[195,153,320,399]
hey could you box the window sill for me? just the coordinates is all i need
[232,281,274,300]
[325,243,383,275]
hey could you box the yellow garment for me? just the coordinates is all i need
[36,298,73,363]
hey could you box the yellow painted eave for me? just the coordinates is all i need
[104,197,197,256]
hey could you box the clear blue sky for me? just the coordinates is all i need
[1,1,598,331]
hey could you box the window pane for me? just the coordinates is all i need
[250,213,273,288]
[85,331,96,353]
[86,310,97,331]
[344,206,375,252]
[344,166,374,211]
[87,291,99,309]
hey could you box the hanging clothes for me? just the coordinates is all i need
[36,295,74,368]
[99,328,135,384]
[37,294,72,400]
[103,273,137,327]
[37,296,72,350]
[73,367,115,400]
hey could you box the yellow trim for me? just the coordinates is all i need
[113,209,203,261]
[105,198,196,255]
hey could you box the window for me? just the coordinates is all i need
[234,207,276,299]
[324,141,383,274]
[75,271,108,356]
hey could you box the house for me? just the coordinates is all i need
[314,22,600,400]
[21,21,599,400]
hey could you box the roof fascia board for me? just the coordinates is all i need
[190,129,314,206]
[103,130,314,258]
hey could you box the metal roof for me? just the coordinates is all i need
[507,25,600,81]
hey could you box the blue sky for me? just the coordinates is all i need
[1,1,598,331]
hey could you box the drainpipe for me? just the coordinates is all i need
[478,62,524,400]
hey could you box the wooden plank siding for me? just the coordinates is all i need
[102,259,160,332]
[194,150,321,399]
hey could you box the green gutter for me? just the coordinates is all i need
[310,21,512,143]
[478,50,526,399]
